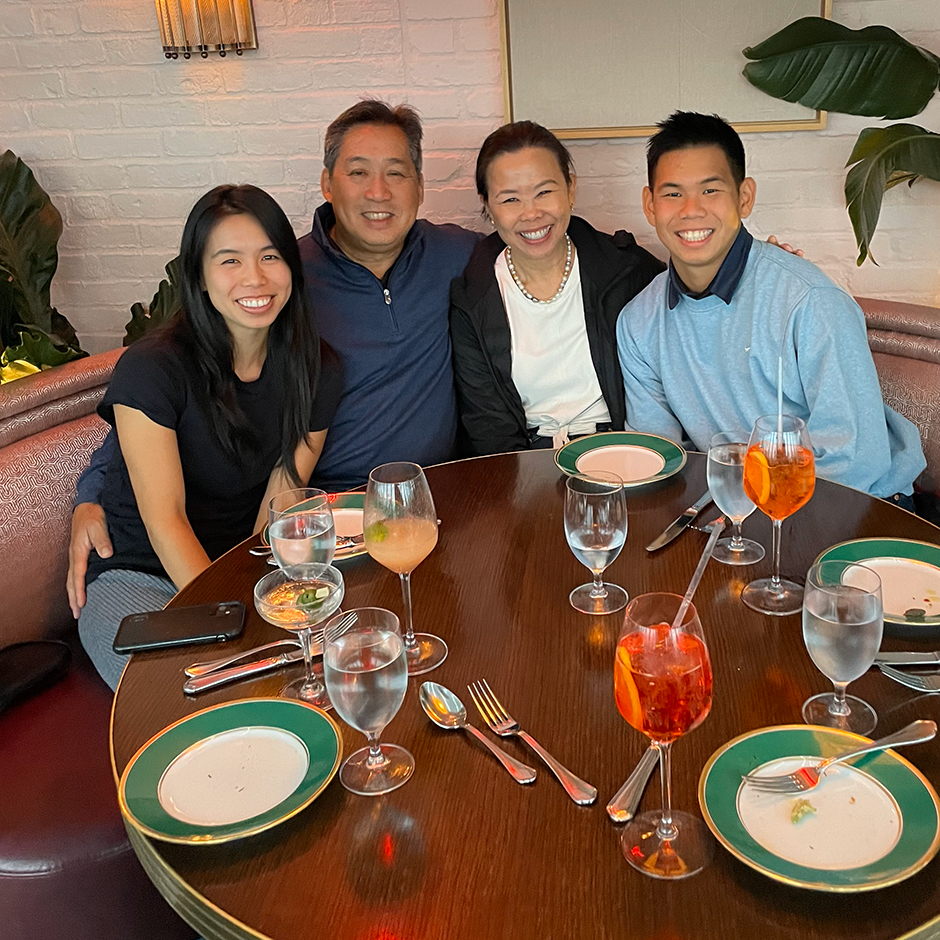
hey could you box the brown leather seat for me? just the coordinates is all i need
[0,350,194,940]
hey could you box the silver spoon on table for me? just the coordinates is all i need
[419,681,537,784]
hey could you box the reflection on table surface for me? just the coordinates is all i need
[112,450,940,940]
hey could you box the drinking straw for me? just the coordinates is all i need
[671,517,726,631]
[776,354,784,438]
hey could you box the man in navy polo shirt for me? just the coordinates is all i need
[67,100,480,617]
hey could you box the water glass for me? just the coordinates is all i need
[706,433,764,566]
[323,607,414,796]
[802,560,883,735]
[268,488,336,568]
[564,472,628,614]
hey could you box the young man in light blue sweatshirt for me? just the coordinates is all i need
[616,111,925,503]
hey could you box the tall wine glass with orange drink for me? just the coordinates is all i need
[364,462,445,675]
[741,414,815,616]
[615,593,714,879]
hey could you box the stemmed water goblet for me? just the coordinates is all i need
[323,607,414,795]
[267,488,336,567]
[363,462,445,675]
[564,472,628,615]
[706,432,764,566]
[615,593,714,878]
[253,563,344,708]
[741,414,815,615]
[801,560,884,735]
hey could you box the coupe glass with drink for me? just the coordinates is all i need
[253,563,344,708]
[706,433,764,566]
[363,462,445,675]
[323,607,413,795]
[564,472,628,615]
[615,593,714,878]
[267,488,336,567]
[802,561,883,735]
[741,414,815,615]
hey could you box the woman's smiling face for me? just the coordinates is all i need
[202,212,292,340]
[483,146,576,266]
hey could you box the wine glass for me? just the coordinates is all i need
[615,593,714,879]
[564,472,628,615]
[253,563,344,708]
[741,414,815,616]
[706,433,764,566]
[323,607,414,796]
[363,462,445,675]
[801,561,883,735]
[267,488,336,568]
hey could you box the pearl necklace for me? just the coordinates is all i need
[505,235,573,304]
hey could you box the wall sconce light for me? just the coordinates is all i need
[154,0,258,59]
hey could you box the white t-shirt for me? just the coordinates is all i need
[495,248,610,445]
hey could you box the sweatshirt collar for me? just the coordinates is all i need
[666,225,753,309]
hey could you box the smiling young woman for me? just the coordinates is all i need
[77,185,343,690]
[449,121,665,456]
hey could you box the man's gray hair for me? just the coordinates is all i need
[323,99,423,175]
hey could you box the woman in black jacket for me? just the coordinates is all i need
[449,121,665,456]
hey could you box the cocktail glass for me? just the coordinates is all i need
[323,607,414,795]
[253,563,344,708]
[706,432,764,566]
[802,561,883,735]
[741,414,815,616]
[564,472,628,615]
[364,462,445,675]
[267,488,336,568]
[616,592,714,879]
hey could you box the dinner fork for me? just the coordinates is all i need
[879,664,940,692]
[467,679,597,804]
[742,720,936,793]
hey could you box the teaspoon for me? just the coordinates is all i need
[419,681,537,784]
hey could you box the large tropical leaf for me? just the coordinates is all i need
[743,18,940,120]
[0,150,62,334]
[123,255,181,345]
[844,124,940,265]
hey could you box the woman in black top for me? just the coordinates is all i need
[79,185,341,689]
[450,122,665,456]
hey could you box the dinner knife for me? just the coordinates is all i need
[183,646,310,694]
[646,491,713,552]
[874,651,940,666]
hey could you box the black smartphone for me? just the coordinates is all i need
[112,601,246,654]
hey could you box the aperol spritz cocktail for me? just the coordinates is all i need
[741,415,815,616]
[615,593,714,879]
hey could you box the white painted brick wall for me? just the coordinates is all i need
[2,0,938,352]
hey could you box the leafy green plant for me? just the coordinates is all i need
[0,149,84,354]
[123,256,181,345]
[742,17,940,265]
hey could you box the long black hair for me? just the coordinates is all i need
[176,184,319,486]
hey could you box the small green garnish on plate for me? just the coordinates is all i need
[364,521,389,543]
[904,608,927,622]
[790,798,817,824]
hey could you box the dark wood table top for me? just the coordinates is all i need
[111,451,940,940]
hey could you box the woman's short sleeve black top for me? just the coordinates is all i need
[86,329,342,585]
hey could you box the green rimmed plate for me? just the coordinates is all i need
[815,538,940,634]
[699,725,940,891]
[554,432,686,487]
[119,698,342,844]
[263,492,366,562]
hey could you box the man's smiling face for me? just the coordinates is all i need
[642,144,755,293]
[320,122,424,277]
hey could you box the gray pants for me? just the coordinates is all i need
[78,569,177,691]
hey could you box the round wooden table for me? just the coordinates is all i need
[111,451,940,940]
